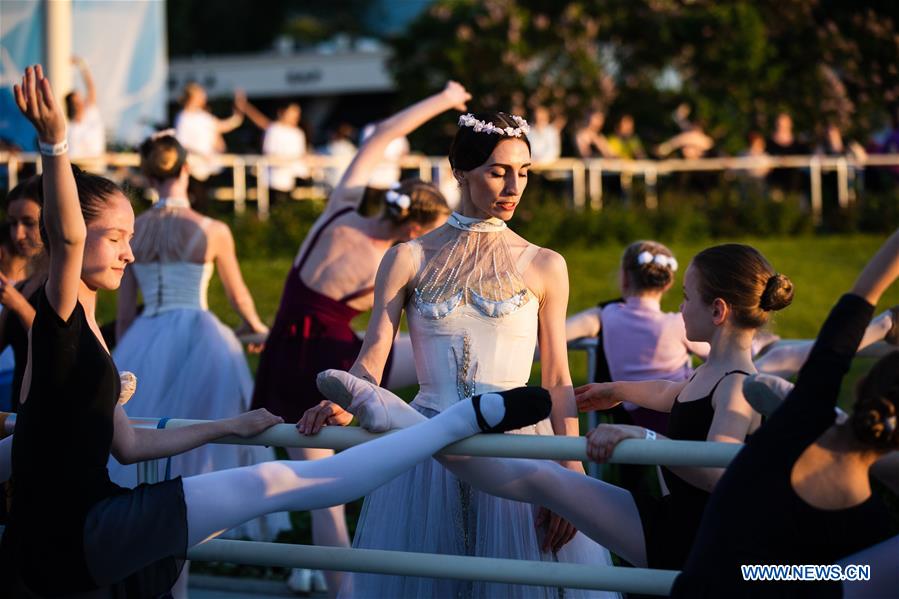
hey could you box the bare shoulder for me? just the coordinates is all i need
[532,247,568,277]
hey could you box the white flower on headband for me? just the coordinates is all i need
[458,113,530,138]
[637,251,678,271]
[386,189,411,211]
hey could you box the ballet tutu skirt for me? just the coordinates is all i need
[107,262,290,541]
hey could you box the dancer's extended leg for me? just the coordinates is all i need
[286,446,349,598]
[317,370,648,566]
[182,389,550,546]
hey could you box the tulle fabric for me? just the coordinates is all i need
[341,408,618,599]
[414,215,531,320]
[107,309,290,541]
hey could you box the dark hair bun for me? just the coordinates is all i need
[851,397,898,450]
[760,273,793,312]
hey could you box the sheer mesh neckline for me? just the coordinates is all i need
[412,223,531,320]
[447,212,507,232]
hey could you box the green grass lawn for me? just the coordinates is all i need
[118,232,895,565]
[97,233,898,397]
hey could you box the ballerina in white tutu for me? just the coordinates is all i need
[301,111,619,599]
[108,132,289,542]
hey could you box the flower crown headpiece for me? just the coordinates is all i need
[458,113,530,138]
[637,250,678,271]
[385,182,412,211]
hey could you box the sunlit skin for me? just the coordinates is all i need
[81,193,135,291]
[455,138,531,221]
[680,263,721,342]
[7,198,43,258]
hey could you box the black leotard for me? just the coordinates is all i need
[0,287,186,596]
[673,294,896,598]
[633,369,749,570]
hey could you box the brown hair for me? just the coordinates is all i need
[622,240,677,292]
[37,166,122,246]
[851,351,899,450]
[449,111,531,171]
[691,243,793,328]
[378,178,449,226]
[6,175,43,209]
[140,133,187,181]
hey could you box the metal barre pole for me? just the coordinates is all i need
[188,539,678,595]
[0,413,741,467]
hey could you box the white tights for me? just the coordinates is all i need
[357,394,649,567]
[182,398,482,547]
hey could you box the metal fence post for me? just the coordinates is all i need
[809,156,822,225]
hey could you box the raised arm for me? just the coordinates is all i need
[210,221,268,334]
[216,92,245,134]
[327,81,470,212]
[14,66,84,320]
[850,227,899,306]
[234,90,271,131]
[566,306,602,341]
[72,57,96,106]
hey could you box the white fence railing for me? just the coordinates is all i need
[3,151,896,223]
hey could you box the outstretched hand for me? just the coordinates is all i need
[574,382,621,412]
[297,400,354,435]
[13,65,66,144]
[442,81,471,112]
[229,408,283,437]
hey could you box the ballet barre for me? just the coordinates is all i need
[0,414,741,467]
[0,523,677,595]
[187,539,679,595]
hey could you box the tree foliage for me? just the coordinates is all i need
[390,1,899,153]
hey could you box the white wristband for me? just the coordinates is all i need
[644,428,657,440]
[38,139,68,156]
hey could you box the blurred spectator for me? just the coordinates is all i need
[607,114,646,160]
[737,131,771,198]
[237,93,310,205]
[174,82,244,212]
[322,123,357,189]
[66,57,106,172]
[817,122,866,161]
[765,112,809,196]
[817,122,867,208]
[574,110,614,158]
[528,106,563,163]
[655,122,714,159]
[359,123,410,188]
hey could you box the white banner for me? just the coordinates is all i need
[0,0,167,149]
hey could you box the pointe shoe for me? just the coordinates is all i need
[886,306,899,346]
[742,374,789,418]
[316,369,394,432]
[472,387,552,433]
[118,371,137,406]
[287,567,312,594]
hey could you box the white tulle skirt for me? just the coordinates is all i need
[107,308,290,541]
[341,406,620,599]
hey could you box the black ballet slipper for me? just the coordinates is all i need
[472,386,552,433]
